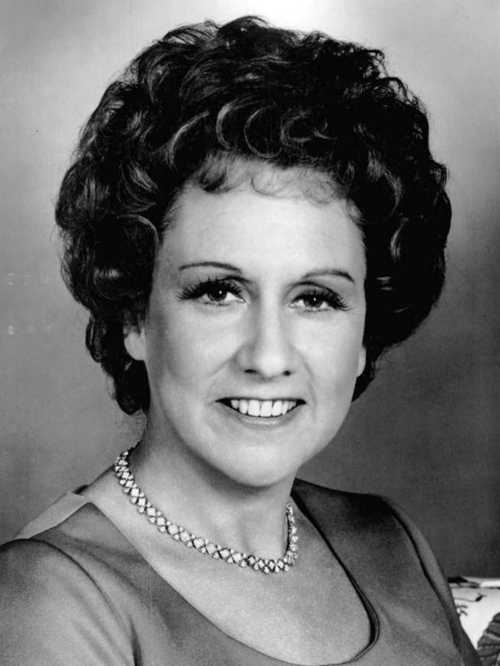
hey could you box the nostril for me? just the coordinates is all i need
[243,368,293,376]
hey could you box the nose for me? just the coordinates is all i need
[235,302,298,379]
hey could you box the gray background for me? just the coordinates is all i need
[1,0,499,575]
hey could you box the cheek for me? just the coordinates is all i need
[144,303,228,391]
[300,321,364,395]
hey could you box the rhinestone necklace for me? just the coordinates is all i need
[114,447,298,574]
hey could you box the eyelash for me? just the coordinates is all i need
[292,288,349,312]
[177,278,244,305]
[176,278,349,312]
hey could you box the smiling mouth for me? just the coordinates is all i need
[219,398,303,418]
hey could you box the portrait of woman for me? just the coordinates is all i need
[1,2,497,665]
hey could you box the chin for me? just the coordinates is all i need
[202,439,322,491]
[217,465,296,491]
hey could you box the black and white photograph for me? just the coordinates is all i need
[1,1,498,663]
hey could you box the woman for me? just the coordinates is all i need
[0,16,479,665]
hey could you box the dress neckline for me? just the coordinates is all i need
[18,482,383,666]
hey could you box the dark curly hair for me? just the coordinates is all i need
[55,16,451,414]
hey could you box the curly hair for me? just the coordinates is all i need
[55,16,451,414]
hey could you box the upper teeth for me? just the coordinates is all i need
[229,399,297,418]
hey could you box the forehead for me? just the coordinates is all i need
[160,182,366,282]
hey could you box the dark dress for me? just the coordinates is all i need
[0,479,479,665]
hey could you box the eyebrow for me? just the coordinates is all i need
[179,261,242,273]
[301,268,355,284]
[178,262,355,284]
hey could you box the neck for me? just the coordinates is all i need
[130,424,296,559]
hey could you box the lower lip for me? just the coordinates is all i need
[216,402,303,427]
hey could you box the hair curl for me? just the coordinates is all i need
[56,16,451,414]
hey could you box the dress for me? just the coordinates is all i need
[0,478,479,665]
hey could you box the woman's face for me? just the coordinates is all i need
[126,177,366,489]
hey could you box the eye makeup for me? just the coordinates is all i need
[176,275,349,313]
[291,286,349,312]
[176,276,245,305]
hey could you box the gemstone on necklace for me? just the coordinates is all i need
[114,447,298,574]
[205,542,217,555]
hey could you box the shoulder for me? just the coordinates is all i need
[293,479,450,606]
[0,507,135,665]
[1,500,139,596]
[0,535,110,615]
[294,478,480,665]
[294,477,442,575]
[293,477,398,528]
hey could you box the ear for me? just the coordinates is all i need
[357,346,366,378]
[123,322,146,362]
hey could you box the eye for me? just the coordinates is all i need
[290,288,348,313]
[177,278,244,307]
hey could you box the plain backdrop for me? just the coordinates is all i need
[1,0,499,575]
